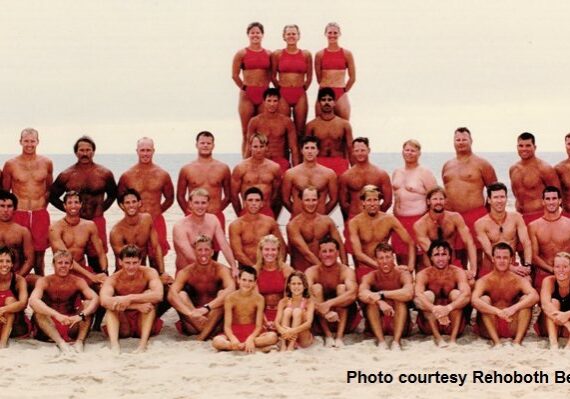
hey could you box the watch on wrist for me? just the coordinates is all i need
[203,303,211,312]
[79,312,86,321]
[379,292,385,301]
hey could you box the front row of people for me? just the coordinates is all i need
[1,237,569,353]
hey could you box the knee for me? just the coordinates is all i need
[336,284,347,295]
[551,299,561,310]
[211,335,227,350]
[292,308,303,319]
[479,295,491,305]
[448,289,460,301]
[4,296,16,306]
[311,284,323,297]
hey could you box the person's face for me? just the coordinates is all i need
[20,133,39,155]
[430,247,451,269]
[121,194,141,217]
[492,248,512,272]
[352,142,370,163]
[196,136,214,157]
[194,242,213,265]
[261,241,279,264]
[325,26,340,43]
[250,138,267,159]
[301,142,319,162]
[318,95,335,113]
[319,242,338,267]
[120,256,141,276]
[238,271,256,291]
[247,26,263,44]
[402,144,420,164]
[565,137,570,157]
[63,195,82,217]
[0,199,15,222]
[75,141,95,164]
[301,189,319,214]
[488,190,507,213]
[375,250,395,273]
[53,256,72,277]
[517,138,536,160]
[136,140,155,164]
[0,253,13,276]
[427,192,446,213]
[553,257,570,282]
[453,132,472,153]
[543,191,561,214]
[283,27,299,45]
[288,275,304,296]
[244,193,262,215]
[189,195,209,216]
[263,95,279,113]
[362,192,380,216]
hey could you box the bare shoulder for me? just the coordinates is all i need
[234,48,246,60]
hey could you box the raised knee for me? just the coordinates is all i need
[336,284,347,295]
[311,284,323,296]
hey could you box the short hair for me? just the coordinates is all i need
[20,127,38,139]
[318,235,340,250]
[118,244,142,260]
[0,190,18,209]
[374,242,394,255]
[427,239,453,258]
[317,87,336,101]
[301,135,320,149]
[555,252,570,265]
[244,186,264,201]
[195,131,214,142]
[63,190,81,204]
[565,133,570,141]
[324,22,341,34]
[249,132,268,146]
[238,265,257,280]
[136,137,154,147]
[255,234,287,271]
[285,271,310,299]
[517,132,535,145]
[352,137,370,147]
[359,185,381,201]
[426,187,446,200]
[298,186,319,200]
[263,87,280,99]
[283,24,300,35]
[402,139,421,151]
[492,242,514,257]
[73,135,96,153]
[486,182,508,197]
[193,234,213,248]
[118,188,141,204]
[454,127,471,136]
[52,250,73,264]
[247,22,264,34]
[189,187,210,201]
[543,185,561,199]
[0,246,16,263]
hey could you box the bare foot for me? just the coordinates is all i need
[334,338,345,348]
[57,341,73,354]
[111,343,121,355]
[392,341,402,351]
[324,336,335,347]
[376,340,389,350]
[133,345,147,354]
[74,340,84,353]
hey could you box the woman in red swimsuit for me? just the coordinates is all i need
[314,22,356,120]
[271,24,312,138]
[254,235,293,331]
[0,247,29,348]
[232,22,272,157]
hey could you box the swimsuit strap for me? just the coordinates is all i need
[9,272,16,294]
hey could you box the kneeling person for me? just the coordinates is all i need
[100,245,164,353]
[29,250,99,352]
[414,240,471,346]
[212,266,278,353]
[359,243,413,349]
[472,242,539,346]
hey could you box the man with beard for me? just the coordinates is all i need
[474,183,532,278]
[528,186,570,289]
[414,187,477,280]
[287,187,346,272]
[305,87,353,177]
[414,240,471,346]
[349,185,415,281]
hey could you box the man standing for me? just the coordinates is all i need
[554,133,570,214]
[2,128,53,275]
[50,136,117,271]
[117,137,174,264]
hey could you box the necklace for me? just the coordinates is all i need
[489,213,507,234]
[542,213,562,223]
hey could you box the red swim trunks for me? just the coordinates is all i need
[473,316,514,339]
[280,86,305,106]
[86,215,109,255]
[356,265,376,284]
[392,214,422,255]
[12,209,50,251]
[328,87,346,101]
[416,309,467,336]
[522,210,543,226]
[264,307,278,323]
[317,156,350,177]
[232,323,256,343]
[375,312,412,337]
[272,157,291,176]
[148,214,170,257]
[103,310,163,338]
[244,86,268,106]
[212,211,226,252]
[533,269,551,291]
[0,289,14,306]
[455,206,487,250]
[312,302,362,335]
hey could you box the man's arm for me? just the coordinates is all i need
[287,119,300,166]
[529,224,553,274]
[507,279,539,314]
[89,224,108,273]
[17,229,35,277]
[515,214,533,267]
[338,174,350,220]
[172,223,195,266]
[77,279,100,316]
[480,159,498,186]
[213,219,237,276]
[166,269,194,316]
[323,267,357,308]
[540,163,561,190]
[286,222,320,265]
[230,166,244,216]
[1,160,13,191]
[220,166,232,211]
[49,173,67,211]
[327,220,347,265]
[229,222,255,266]
[413,272,435,312]
[0,275,28,314]
[281,172,294,212]
[344,122,354,164]
[324,173,338,214]
[454,215,478,277]
[471,279,499,315]
[176,168,189,213]
[391,218,416,272]
[474,219,493,260]
[102,171,118,212]
[348,218,378,269]
[123,269,164,305]
[269,221,288,260]
[377,171,393,212]
[207,267,236,310]
[160,173,175,213]
[148,226,165,275]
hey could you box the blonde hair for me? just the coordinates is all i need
[555,252,570,264]
[402,139,421,151]
[283,24,300,35]
[189,187,210,201]
[254,235,287,271]
[52,250,73,263]
[324,22,341,34]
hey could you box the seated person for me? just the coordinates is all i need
[212,266,278,353]
[472,242,539,346]
[359,243,413,350]
[414,240,471,346]
[29,250,99,352]
[100,245,164,354]
[274,271,315,351]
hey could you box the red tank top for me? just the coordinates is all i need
[278,50,307,74]
[321,48,347,70]
[242,48,270,70]
[257,268,285,296]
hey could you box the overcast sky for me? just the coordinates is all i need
[1,1,568,154]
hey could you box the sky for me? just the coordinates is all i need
[1,1,568,154]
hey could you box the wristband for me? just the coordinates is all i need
[203,303,211,313]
